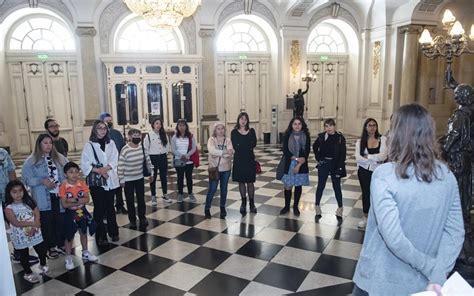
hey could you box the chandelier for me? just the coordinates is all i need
[419,9,474,64]
[124,0,201,29]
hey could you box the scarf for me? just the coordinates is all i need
[288,131,306,157]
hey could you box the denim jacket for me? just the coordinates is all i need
[21,154,67,212]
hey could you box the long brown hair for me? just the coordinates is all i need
[359,118,381,156]
[388,103,440,182]
[32,133,65,166]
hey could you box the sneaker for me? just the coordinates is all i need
[188,193,197,203]
[315,205,322,217]
[151,196,158,206]
[23,273,40,283]
[358,216,367,229]
[39,264,49,274]
[82,250,98,262]
[48,249,60,259]
[177,193,184,203]
[56,246,66,255]
[12,253,39,264]
[162,194,172,203]
[65,256,75,270]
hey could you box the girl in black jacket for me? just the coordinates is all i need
[313,118,346,221]
[279,117,311,216]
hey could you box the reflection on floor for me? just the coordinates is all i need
[10,137,367,295]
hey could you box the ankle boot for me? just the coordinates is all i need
[240,198,247,215]
[220,207,227,218]
[280,190,291,215]
[204,208,211,219]
[249,198,257,213]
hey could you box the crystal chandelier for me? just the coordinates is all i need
[124,0,201,29]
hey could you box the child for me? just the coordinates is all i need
[4,180,48,283]
[118,128,153,228]
[59,162,97,270]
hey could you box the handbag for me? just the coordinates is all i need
[255,160,262,174]
[85,143,107,187]
[188,135,200,167]
[141,143,151,177]
[173,158,186,168]
[208,138,225,181]
[276,156,286,180]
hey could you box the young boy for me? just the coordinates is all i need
[118,129,153,228]
[59,162,97,270]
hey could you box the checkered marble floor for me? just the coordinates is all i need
[9,137,366,295]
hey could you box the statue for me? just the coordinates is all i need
[443,83,474,221]
[293,82,309,118]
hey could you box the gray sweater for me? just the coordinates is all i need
[353,161,464,295]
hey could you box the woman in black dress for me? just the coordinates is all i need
[231,112,257,215]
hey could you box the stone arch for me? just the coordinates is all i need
[0,0,73,25]
[217,0,277,30]
[308,4,359,33]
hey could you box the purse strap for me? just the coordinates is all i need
[89,142,102,166]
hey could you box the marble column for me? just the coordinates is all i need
[417,52,431,107]
[199,29,219,122]
[76,27,101,125]
[399,26,421,106]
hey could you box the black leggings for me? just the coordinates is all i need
[40,194,64,249]
[357,167,373,214]
[124,178,146,222]
[176,164,194,194]
[90,186,119,240]
[17,242,47,273]
[150,154,168,196]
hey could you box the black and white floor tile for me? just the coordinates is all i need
[9,137,366,295]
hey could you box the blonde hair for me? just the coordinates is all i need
[212,122,226,137]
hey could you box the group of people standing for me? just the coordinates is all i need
[1,104,466,294]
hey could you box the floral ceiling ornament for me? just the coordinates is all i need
[373,41,381,76]
[124,0,201,29]
[290,40,300,78]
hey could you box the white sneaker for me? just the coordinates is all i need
[39,264,49,274]
[177,194,184,203]
[82,250,98,262]
[151,196,158,206]
[188,193,197,203]
[23,273,40,283]
[162,194,172,203]
[65,256,75,270]
[358,217,367,229]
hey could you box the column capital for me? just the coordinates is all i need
[76,26,97,37]
[398,25,423,35]
[199,29,215,38]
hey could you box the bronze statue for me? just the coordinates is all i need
[293,83,309,117]
[443,83,474,221]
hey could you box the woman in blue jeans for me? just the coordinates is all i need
[204,122,234,219]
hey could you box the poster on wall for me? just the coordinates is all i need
[151,102,161,115]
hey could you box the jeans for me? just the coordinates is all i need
[205,170,231,209]
[315,159,343,207]
[357,167,373,214]
[90,186,119,240]
[124,178,146,222]
[40,194,64,249]
[352,284,369,296]
[176,163,194,194]
[150,154,168,196]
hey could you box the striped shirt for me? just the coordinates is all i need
[118,144,153,183]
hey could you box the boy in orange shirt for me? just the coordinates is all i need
[59,162,97,270]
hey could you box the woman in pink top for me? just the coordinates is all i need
[204,122,234,219]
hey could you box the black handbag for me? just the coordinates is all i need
[141,143,151,177]
[85,143,107,187]
[276,156,286,180]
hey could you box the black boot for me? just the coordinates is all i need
[249,199,257,213]
[220,207,227,219]
[240,198,247,215]
[205,208,211,219]
[280,189,291,215]
[293,186,301,216]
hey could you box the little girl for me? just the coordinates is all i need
[4,180,48,283]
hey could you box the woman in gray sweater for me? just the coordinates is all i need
[352,104,464,295]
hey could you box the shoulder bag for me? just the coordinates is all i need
[85,143,108,187]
